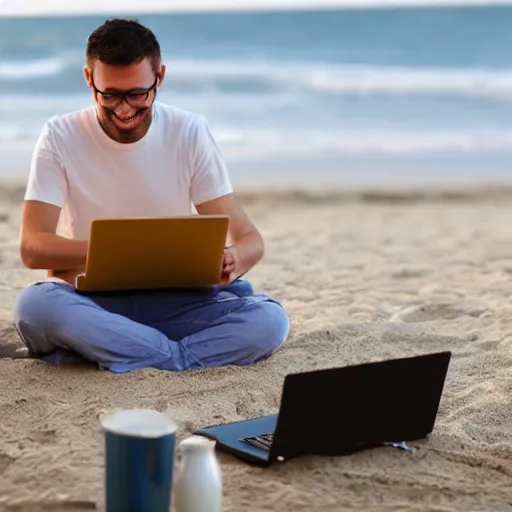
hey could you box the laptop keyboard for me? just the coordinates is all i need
[240,432,274,451]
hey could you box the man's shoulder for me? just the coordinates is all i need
[153,102,205,134]
[45,107,95,137]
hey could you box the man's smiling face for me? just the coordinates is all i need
[84,58,165,144]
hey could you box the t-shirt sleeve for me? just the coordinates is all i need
[24,119,68,208]
[190,115,234,205]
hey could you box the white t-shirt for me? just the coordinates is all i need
[25,101,233,240]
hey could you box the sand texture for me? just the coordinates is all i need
[0,183,511,511]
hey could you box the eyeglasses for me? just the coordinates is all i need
[92,76,158,107]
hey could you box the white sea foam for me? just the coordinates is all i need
[4,55,512,101]
[0,57,65,79]
[146,60,512,99]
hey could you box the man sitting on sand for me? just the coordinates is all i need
[13,18,289,373]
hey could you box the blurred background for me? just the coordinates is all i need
[1,0,512,189]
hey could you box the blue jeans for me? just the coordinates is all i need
[13,279,289,373]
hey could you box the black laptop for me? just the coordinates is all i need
[194,351,451,467]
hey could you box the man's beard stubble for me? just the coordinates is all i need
[96,105,153,144]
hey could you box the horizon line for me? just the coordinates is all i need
[2,0,512,17]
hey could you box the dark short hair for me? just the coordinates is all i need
[86,18,161,70]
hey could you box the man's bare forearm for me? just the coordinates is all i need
[233,230,264,276]
[20,232,88,271]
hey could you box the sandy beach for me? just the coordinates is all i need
[0,181,511,511]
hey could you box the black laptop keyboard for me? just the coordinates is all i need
[240,432,274,451]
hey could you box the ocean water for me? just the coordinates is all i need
[1,5,512,186]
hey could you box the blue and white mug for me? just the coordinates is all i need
[100,408,178,512]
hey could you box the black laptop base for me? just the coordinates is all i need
[195,416,421,467]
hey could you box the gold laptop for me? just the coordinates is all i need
[75,215,229,293]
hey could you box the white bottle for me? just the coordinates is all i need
[173,435,222,512]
